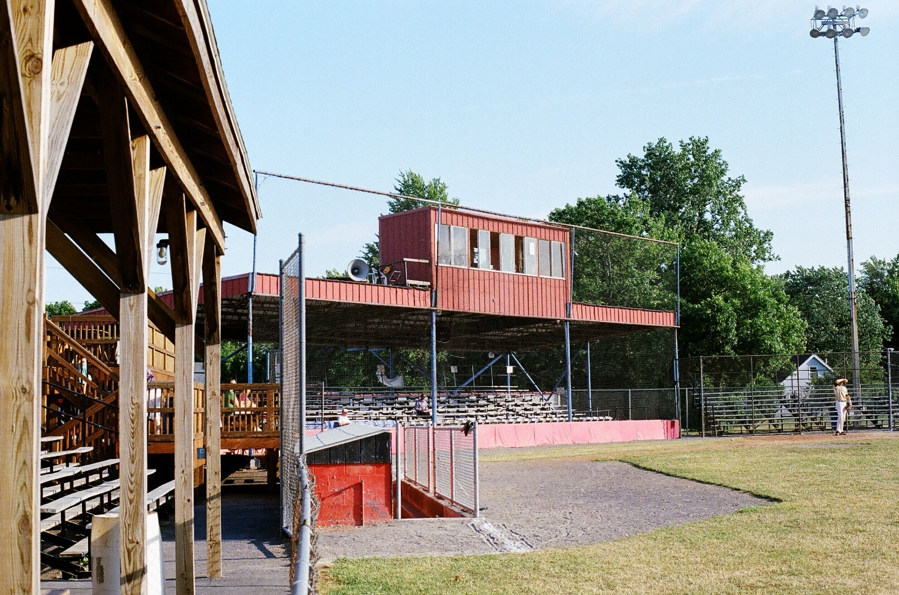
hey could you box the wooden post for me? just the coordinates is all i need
[0,2,81,592]
[167,184,206,595]
[0,213,44,595]
[99,50,164,591]
[202,238,222,578]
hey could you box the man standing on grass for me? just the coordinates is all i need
[833,378,852,435]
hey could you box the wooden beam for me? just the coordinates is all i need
[146,166,166,269]
[45,219,120,317]
[165,181,201,323]
[203,239,222,578]
[44,41,93,206]
[95,64,145,291]
[51,216,179,344]
[0,1,37,214]
[72,0,226,252]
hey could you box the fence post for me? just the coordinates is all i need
[449,428,455,503]
[795,354,803,434]
[628,389,632,421]
[700,356,705,438]
[586,342,592,415]
[473,422,480,519]
[749,355,755,435]
[888,349,894,431]
[395,423,403,519]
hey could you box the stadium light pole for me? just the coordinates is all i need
[809,5,869,399]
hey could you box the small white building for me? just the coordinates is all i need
[781,354,833,398]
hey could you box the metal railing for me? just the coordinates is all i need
[403,424,479,516]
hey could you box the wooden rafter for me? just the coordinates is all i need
[72,0,226,252]
[174,0,258,230]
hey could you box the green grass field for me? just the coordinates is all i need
[319,433,899,595]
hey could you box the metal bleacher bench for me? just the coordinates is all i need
[40,470,155,535]
[40,458,119,499]
[58,480,176,560]
[41,446,93,472]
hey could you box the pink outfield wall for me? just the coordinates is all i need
[475,419,680,449]
[304,420,678,453]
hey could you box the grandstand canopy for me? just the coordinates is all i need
[177,273,677,351]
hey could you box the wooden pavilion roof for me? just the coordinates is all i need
[49,0,259,235]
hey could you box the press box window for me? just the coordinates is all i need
[523,237,538,275]
[550,241,565,278]
[538,240,551,277]
[470,229,492,269]
[499,233,515,272]
[437,224,468,267]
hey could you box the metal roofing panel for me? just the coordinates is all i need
[304,424,392,454]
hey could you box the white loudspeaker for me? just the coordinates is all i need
[347,259,370,282]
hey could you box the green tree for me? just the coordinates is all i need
[613,137,775,264]
[82,298,101,311]
[220,340,276,383]
[859,255,899,349]
[359,170,459,270]
[550,137,805,358]
[781,266,890,356]
[45,300,77,317]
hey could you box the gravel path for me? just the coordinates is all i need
[317,459,768,562]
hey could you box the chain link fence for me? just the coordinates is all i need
[433,426,478,515]
[280,246,301,534]
[403,425,479,516]
[403,426,431,492]
[570,227,679,312]
[681,351,899,436]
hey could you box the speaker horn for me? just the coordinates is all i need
[347,259,370,282]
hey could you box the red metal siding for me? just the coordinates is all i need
[436,266,568,318]
[306,278,431,308]
[379,208,435,285]
[310,462,393,526]
[570,303,677,327]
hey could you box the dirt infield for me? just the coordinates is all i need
[316,456,769,562]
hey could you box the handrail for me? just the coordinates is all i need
[41,404,117,434]
[45,317,119,380]
[43,380,120,410]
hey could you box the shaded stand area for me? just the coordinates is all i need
[42,485,290,594]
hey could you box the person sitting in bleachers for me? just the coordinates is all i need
[414,395,430,418]
[336,408,351,427]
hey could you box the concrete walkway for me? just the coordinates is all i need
[42,487,291,594]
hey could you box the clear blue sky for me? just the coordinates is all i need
[46,1,898,307]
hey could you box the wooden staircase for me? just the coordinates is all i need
[43,317,119,462]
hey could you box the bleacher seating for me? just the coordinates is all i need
[39,456,173,579]
[309,388,613,428]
